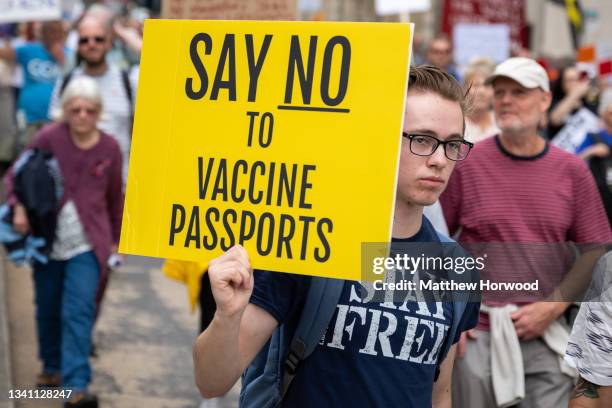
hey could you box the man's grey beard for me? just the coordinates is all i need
[83,56,106,68]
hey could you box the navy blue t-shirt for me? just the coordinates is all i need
[250,216,479,407]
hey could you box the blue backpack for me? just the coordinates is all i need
[239,232,471,407]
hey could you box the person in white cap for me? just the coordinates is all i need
[440,57,612,407]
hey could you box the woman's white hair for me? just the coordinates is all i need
[52,77,103,121]
[462,57,496,88]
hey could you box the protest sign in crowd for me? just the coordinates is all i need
[1,1,611,408]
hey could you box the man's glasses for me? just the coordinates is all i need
[78,36,105,45]
[402,133,473,161]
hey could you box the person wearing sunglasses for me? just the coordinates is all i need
[442,58,612,408]
[6,76,122,408]
[49,14,136,187]
[193,65,480,408]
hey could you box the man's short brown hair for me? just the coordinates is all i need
[408,65,471,118]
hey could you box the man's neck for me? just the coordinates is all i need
[392,201,423,239]
[83,62,109,76]
[499,130,545,156]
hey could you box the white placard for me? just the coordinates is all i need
[597,42,612,61]
[0,0,62,23]
[375,0,431,16]
[552,108,601,154]
[298,0,320,12]
[453,23,510,70]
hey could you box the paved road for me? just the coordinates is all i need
[4,255,239,408]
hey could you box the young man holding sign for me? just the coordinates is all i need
[193,65,478,407]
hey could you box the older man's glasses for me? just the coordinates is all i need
[78,36,105,45]
[402,133,473,161]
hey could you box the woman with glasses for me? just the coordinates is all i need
[7,76,123,408]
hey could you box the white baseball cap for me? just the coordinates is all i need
[486,57,550,92]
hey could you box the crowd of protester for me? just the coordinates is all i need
[418,26,612,408]
[0,2,145,407]
[0,1,611,408]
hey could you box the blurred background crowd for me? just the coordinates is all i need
[1,0,612,407]
[1,0,612,179]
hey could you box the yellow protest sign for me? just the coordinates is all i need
[120,20,412,280]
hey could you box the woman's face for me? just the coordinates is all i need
[64,97,100,136]
[467,73,494,113]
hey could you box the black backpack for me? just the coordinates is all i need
[587,132,612,227]
[12,149,63,254]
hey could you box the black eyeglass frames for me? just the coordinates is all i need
[402,132,473,161]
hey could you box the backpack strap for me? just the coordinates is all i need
[434,300,468,381]
[120,69,135,120]
[281,277,344,399]
[58,70,75,97]
[436,230,453,244]
[433,230,470,381]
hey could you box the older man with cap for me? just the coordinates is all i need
[440,57,612,407]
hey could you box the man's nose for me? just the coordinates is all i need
[498,92,513,105]
[427,144,448,167]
